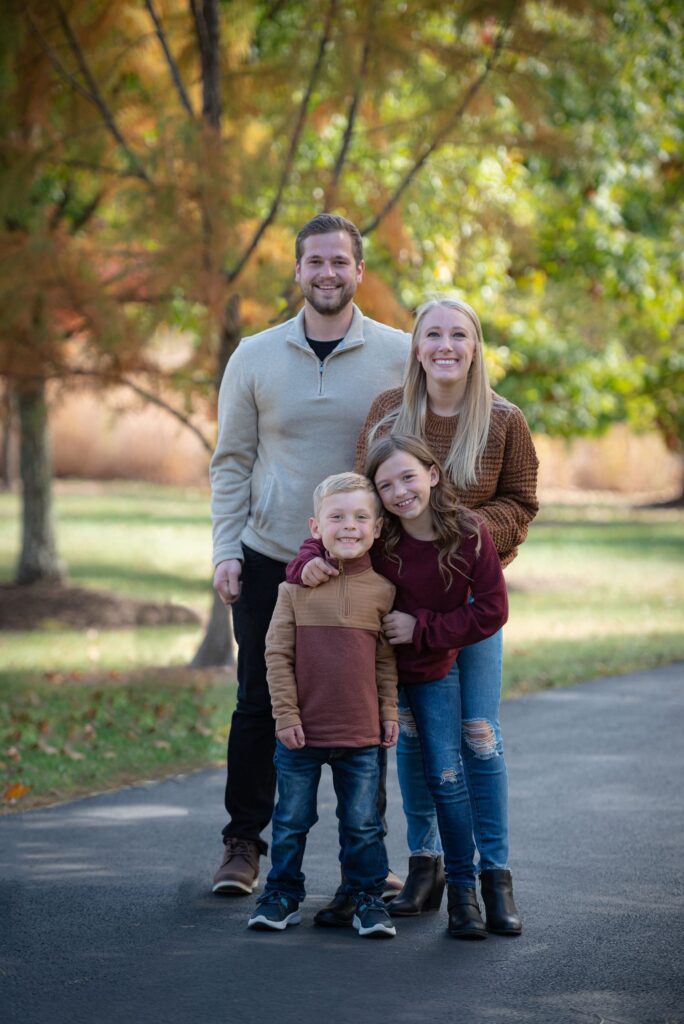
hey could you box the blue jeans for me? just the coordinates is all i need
[396,629,509,874]
[259,741,388,905]
[398,669,477,886]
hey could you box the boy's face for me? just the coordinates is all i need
[309,489,382,561]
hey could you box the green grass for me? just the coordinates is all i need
[1,484,683,810]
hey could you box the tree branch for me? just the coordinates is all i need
[225,0,337,284]
[53,2,153,184]
[360,13,514,236]
[190,0,221,129]
[144,0,195,118]
[325,3,375,210]
[117,376,213,453]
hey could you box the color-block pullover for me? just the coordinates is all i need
[265,553,398,746]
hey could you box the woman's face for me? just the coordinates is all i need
[373,450,438,525]
[415,306,477,389]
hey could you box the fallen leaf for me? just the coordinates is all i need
[83,724,97,740]
[35,740,59,755]
[3,782,32,801]
[103,752,116,760]
[6,746,21,762]
[153,740,171,750]
[63,745,86,761]
[194,725,213,737]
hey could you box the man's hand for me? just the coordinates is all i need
[301,557,339,588]
[381,720,399,748]
[382,610,417,645]
[276,725,306,750]
[213,559,242,605]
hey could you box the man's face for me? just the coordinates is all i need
[309,489,382,562]
[295,231,364,316]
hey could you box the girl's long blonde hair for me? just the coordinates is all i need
[365,434,481,588]
[371,296,492,489]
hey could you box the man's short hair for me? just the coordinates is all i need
[312,472,380,519]
[295,214,364,266]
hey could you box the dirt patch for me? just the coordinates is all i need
[0,582,201,632]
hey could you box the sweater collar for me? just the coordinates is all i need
[327,550,372,576]
[285,304,365,352]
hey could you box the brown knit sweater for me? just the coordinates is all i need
[355,388,539,567]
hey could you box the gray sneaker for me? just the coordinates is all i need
[212,838,260,894]
[353,894,397,938]
[248,893,301,931]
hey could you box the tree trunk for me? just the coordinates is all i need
[0,382,14,490]
[189,589,234,668]
[15,379,64,584]
[189,294,242,667]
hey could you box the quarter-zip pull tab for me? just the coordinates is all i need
[318,360,324,395]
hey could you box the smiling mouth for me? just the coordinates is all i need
[433,358,459,365]
[394,497,415,511]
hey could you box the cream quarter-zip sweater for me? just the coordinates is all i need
[211,305,409,565]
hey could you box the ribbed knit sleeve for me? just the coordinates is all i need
[264,585,302,732]
[375,632,399,722]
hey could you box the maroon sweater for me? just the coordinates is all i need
[286,524,508,684]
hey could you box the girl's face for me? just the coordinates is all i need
[415,306,477,388]
[373,450,439,528]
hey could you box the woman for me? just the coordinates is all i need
[355,296,539,934]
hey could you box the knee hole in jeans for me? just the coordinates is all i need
[462,718,498,759]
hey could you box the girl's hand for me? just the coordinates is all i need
[301,557,339,587]
[382,610,417,645]
[276,725,306,749]
[381,720,399,748]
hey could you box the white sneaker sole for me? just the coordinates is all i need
[212,878,259,894]
[247,911,301,931]
[352,914,396,938]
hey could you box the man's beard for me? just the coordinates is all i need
[301,279,357,316]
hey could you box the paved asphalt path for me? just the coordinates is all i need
[2,663,683,1024]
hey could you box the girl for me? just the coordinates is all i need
[287,434,508,939]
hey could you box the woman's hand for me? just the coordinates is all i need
[382,610,417,645]
[301,557,339,587]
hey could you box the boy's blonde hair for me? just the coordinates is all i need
[312,472,381,519]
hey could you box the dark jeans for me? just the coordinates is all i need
[222,544,286,855]
[259,741,388,904]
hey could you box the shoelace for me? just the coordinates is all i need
[356,893,385,914]
[225,839,257,861]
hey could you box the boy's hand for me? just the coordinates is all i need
[276,725,306,749]
[381,720,399,748]
[382,610,417,645]
[301,557,339,587]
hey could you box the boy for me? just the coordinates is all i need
[247,473,399,938]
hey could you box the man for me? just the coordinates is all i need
[211,214,410,900]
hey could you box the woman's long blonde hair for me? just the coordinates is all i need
[365,434,481,588]
[371,296,492,489]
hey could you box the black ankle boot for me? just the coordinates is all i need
[447,884,487,939]
[480,868,522,935]
[388,856,445,917]
[314,886,356,928]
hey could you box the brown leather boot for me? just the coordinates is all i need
[212,838,260,894]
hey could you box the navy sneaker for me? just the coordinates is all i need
[247,893,301,931]
[352,893,397,938]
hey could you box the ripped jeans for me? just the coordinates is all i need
[397,629,508,878]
